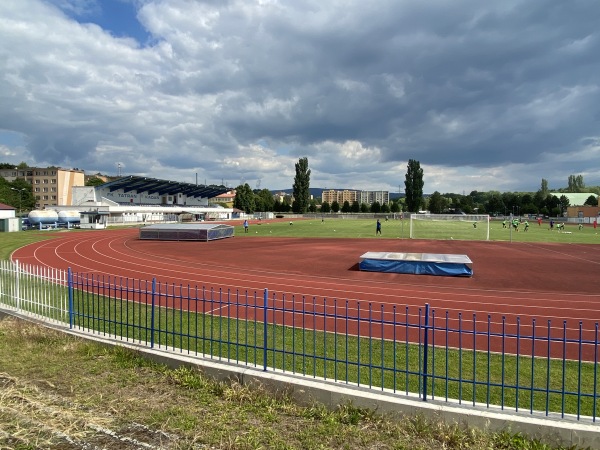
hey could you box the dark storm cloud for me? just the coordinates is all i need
[0,0,599,192]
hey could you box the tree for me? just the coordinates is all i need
[233,183,255,214]
[584,195,599,206]
[370,201,381,213]
[390,201,400,213]
[321,201,330,213]
[85,176,105,187]
[567,175,585,192]
[558,195,570,216]
[404,159,424,212]
[255,189,274,212]
[485,194,505,216]
[351,201,360,213]
[427,191,445,214]
[331,201,340,213]
[341,200,351,213]
[540,178,549,197]
[292,157,311,213]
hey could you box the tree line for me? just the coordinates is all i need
[234,157,599,216]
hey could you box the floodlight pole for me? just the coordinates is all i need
[10,187,25,215]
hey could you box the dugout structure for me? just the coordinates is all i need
[409,214,490,240]
[139,223,234,241]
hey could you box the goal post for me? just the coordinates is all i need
[409,214,490,241]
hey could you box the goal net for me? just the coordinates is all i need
[409,214,490,240]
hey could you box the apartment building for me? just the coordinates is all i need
[360,190,390,205]
[321,189,359,205]
[322,189,389,205]
[0,167,85,209]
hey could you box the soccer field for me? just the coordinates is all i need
[236,216,600,244]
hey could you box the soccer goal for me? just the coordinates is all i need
[409,214,490,240]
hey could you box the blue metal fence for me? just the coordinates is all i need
[1,261,599,422]
[66,270,600,422]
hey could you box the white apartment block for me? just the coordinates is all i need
[360,190,390,205]
[0,166,85,209]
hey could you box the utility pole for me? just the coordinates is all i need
[10,187,26,215]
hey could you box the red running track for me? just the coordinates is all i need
[11,228,600,359]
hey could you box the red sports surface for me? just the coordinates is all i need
[11,228,600,359]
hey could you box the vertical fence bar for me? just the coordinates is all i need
[562,320,567,418]
[68,268,74,329]
[422,303,430,401]
[530,319,536,414]
[15,260,20,311]
[577,321,583,420]
[595,323,599,422]
[472,313,476,406]
[516,317,521,412]
[546,320,551,416]
[150,278,156,349]
[263,288,268,372]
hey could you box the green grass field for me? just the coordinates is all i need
[234,217,600,244]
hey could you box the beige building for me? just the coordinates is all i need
[322,189,389,205]
[208,190,236,207]
[321,189,359,205]
[0,166,85,209]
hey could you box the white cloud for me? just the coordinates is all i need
[0,0,599,193]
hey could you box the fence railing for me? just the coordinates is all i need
[2,260,599,423]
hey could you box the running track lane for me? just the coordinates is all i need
[11,229,600,360]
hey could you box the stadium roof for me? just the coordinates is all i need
[99,176,229,199]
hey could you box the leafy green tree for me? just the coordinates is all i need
[427,191,445,214]
[360,203,369,213]
[381,203,390,213]
[351,201,360,213]
[540,178,549,197]
[370,201,381,213]
[485,194,505,216]
[331,201,340,213]
[85,176,105,187]
[321,201,330,213]
[308,199,318,213]
[404,159,424,212]
[255,189,274,212]
[558,195,570,215]
[233,183,255,213]
[341,200,350,213]
[390,201,400,213]
[584,195,599,206]
[292,157,311,213]
[568,175,585,192]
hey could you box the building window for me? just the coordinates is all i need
[51,187,56,192]
[43,179,49,183]
[35,195,40,200]
[35,187,40,192]
[43,195,49,200]
[43,187,48,192]
[35,179,40,184]
[51,179,56,183]
[51,195,56,200]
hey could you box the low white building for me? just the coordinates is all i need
[52,176,233,228]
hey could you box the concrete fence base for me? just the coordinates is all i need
[2,308,599,448]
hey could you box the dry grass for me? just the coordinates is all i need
[0,316,577,450]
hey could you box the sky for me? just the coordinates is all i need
[1,0,599,194]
